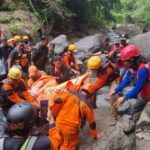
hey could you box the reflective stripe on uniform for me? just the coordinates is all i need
[20,136,37,150]
[0,138,5,150]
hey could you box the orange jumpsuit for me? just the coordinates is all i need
[85,65,115,94]
[49,125,62,150]
[63,52,79,71]
[2,78,38,106]
[54,92,97,150]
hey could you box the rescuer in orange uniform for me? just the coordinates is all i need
[63,44,80,76]
[53,90,103,150]
[1,67,38,113]
[83,56,120,108]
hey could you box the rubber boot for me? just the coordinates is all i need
[123,120,136,135]
[123,112,141,135]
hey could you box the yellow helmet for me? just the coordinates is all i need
[23,35,29,40]
[68,44,77,51]
[87,56,102,70]
[8,67,22,79]
[14,35,21,42]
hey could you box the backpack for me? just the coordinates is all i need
[0,136,37,150]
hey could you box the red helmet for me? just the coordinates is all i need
[121,45,141,61]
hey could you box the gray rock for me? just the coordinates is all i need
[136,138,150,150]
[79,115,136,150]
[118,102,131,115]
[130,32,150,60]
[50,35,68,54]
[75,34,103,53]
[96,94,110,108]
[105,115,136,150]
[116,24,140,36]
[96,86,110,95]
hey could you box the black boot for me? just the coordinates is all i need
[123,120,136,135]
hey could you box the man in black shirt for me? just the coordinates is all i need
[31,35,49,71]
[50,56,70,83]
[0,38,13,73]
[7,40,29,73]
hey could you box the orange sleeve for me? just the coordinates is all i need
[72,56,79,71]
[88,67,113,93]
[88,74,109,93]
[48,126,61,150]
[63,55,71,69]
[21,90,39,105]
[83,104,97,138]
[3,84,24,103]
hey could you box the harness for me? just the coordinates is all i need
[0,136,37,150]
[70,91,93,128]
[63,52,75,63]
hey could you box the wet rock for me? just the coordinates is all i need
[50,35,68,54]
[130,32,150,61]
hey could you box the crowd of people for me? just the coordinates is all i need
[0,29,150,150]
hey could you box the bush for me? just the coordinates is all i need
[9,23,21,34]
[0,16,10,23]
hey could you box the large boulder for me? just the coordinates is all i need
[50,35,68,54]
[79,93,136,150]
[116,24,140,37]
[130,32,150,60]
[74,34,103,52]
[74,34,103,61]
[135,102,150,150]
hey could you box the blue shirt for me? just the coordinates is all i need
[115,67,149,100]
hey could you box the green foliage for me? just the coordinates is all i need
[112,11,124,24]
[8,3,16,11]
[133,0,150,27]
[119,0,150,27]
[0,16,10,23]
[16,0,121,31]
[9,23,21,34]
[31,24,37,33]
